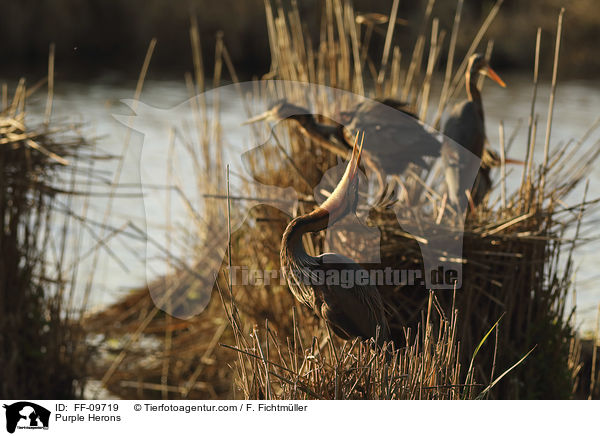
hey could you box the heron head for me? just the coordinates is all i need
[468,53,506,88]
[320,132,364,223]
[243,99,311,124]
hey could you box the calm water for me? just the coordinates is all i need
[25,74,600,334]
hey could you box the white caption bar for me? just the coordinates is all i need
[0,400,595,436]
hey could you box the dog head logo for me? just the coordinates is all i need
[3,402,50,434]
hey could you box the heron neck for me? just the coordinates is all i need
[281,207,329,264]
[466,70,484,121]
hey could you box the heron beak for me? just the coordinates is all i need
[242,110,272,125]
[486,155,525,168]
[483,66,506,88]
[504,157,525,165]
[320,131,363,218]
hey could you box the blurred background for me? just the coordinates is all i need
[0,0,598,80]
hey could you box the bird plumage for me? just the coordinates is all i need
[443,100,485,159]
[280,135,390,344]
[245,97,441,181]
[343,99,441,173]
[442,53,506,209]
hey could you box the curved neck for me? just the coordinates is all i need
[280,206,330,308]
[466,70,484,121]
[281,208,329,263]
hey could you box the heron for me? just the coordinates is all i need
[280,133,390,344]
[244,98,441,193]
[244,99,351,160]
[442,53,507,208]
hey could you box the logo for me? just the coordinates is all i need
[3,402,50,434]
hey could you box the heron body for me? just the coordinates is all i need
[442,99,486,207]
[442,53,506,208]
[343,99,441,173]
[280,136,390,343]
[281,219,390,342]
[245,98,441,186]
[443,99,485,160]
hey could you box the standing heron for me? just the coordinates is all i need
[245,98,441,192]
[442,53,507,208]
[244,100,351,160]
[280,133,390,344]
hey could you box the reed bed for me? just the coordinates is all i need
[221,284,500,400]
[85,0,599,399]
[0,69,96,398]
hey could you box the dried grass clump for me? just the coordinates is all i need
[222,289,487,400]
[0,72,93,398]
[84,279,235,399]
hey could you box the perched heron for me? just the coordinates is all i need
[442,53,507,208]
[280,134,390,344]
[245,98,441,191]
[244,100,351,160]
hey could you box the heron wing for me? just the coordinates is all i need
[315,252,389,342]
[345,100,441,173]
[443,100,485,157]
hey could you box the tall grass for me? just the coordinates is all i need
[221,291,476,400]
[0,66,94,398]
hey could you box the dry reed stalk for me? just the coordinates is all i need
[432,0,463,129]
[44,43,55,125]
[519,27,542,201]
[499,121,506,209]
[190,15,205,94]
[539,8,565,204]
[401,0,435,102]
[0,55,94,398]
[345,0,364,95]
[376,0,400,93]
[418,18,438,121]
[477,39,494,91]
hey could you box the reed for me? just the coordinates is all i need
[0,61,94,398]
[222,291,478,400]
